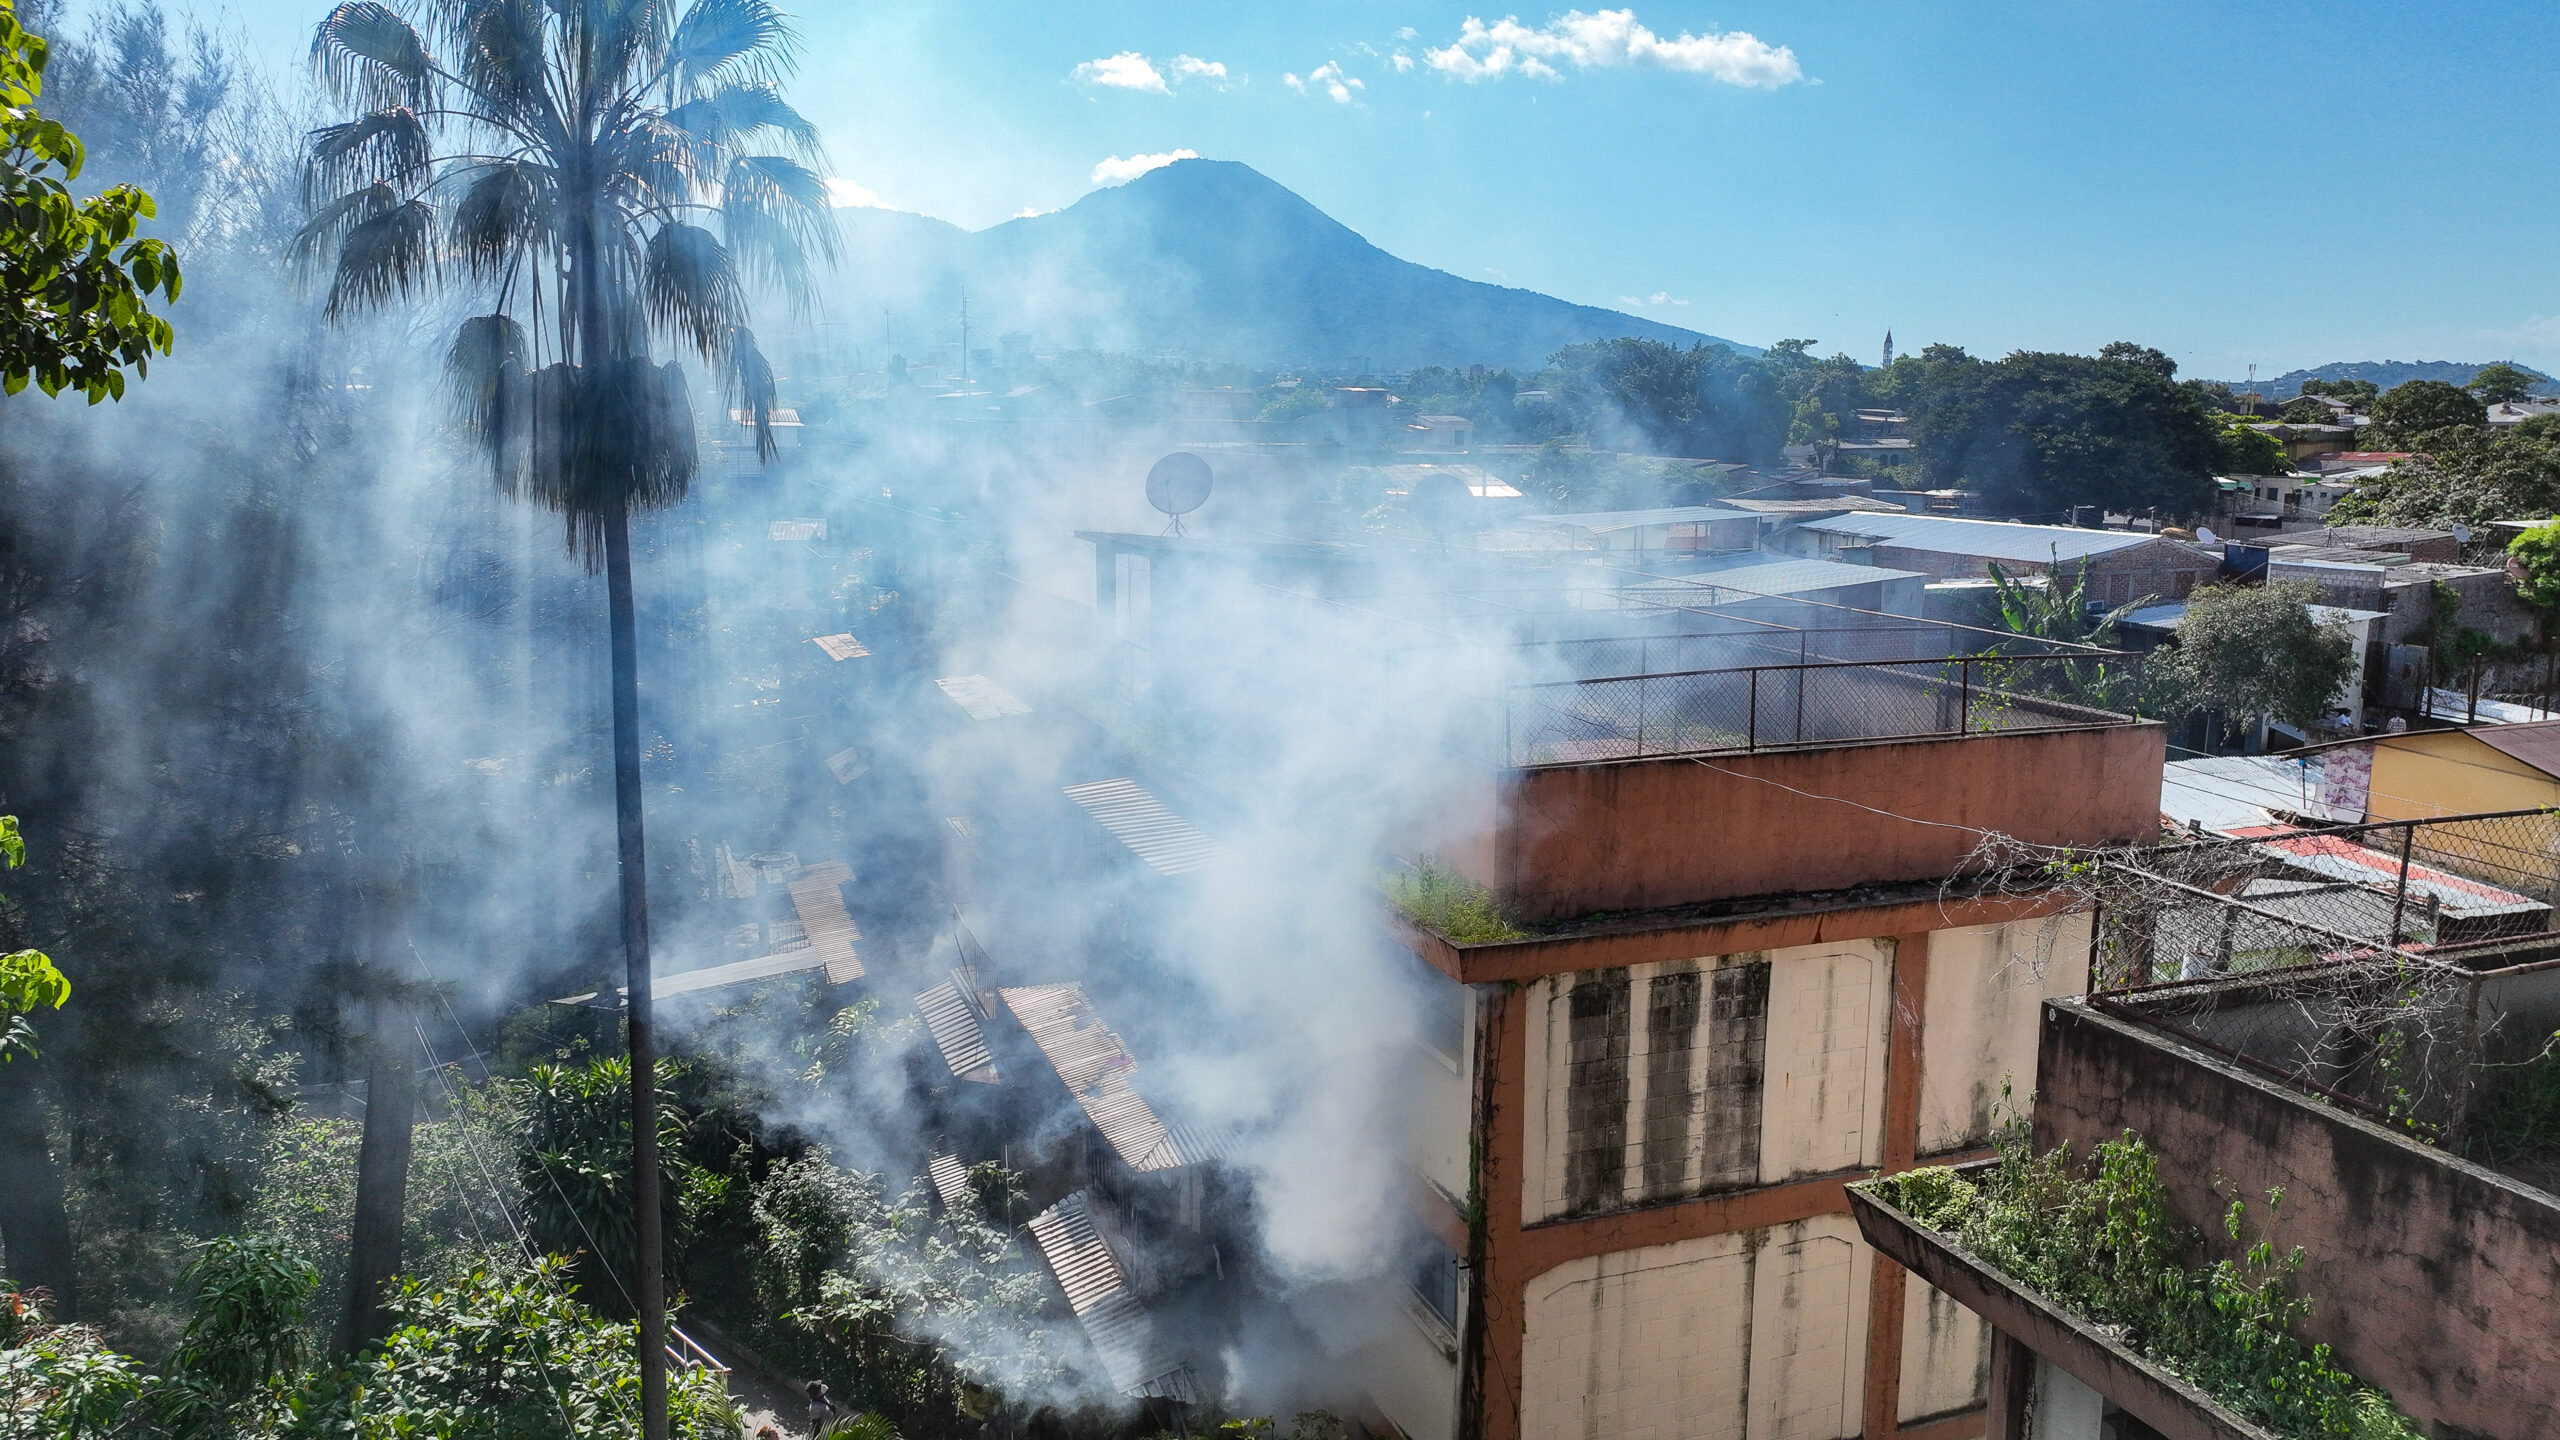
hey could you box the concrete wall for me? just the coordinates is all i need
[1521,942,1890,1224]
[1495,725,2165,922]
[1518,1215,1872,1440]
[2034,998,2560,1440]
[1917,915,2091,1154]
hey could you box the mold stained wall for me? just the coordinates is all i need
[1509,916,2082,1438]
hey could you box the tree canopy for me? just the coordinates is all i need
[0,0,180,402]
[2147,582,2357,737]
[2326,425,2560,529]
[1905,349,2223,519]
[2365,379,2487,447]
[2469,362,2541,406]
[2216,421,2290,477]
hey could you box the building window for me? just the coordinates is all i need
[1411,1232,1460,1330]
[1408,949,1465,1070]
[1563,970,1632,1213]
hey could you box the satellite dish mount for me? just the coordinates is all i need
[1146,452,1214,536]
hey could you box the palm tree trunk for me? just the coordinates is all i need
[604,497,667,1440]
[342,994,416,1354]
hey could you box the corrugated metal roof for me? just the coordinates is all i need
[2229,827,2549,921]
[1516,505,1757,531]
[786,862,863,983]
[2466,719,2560,778]
[1062,778,1224,875]
[937,674,1033,720]
[1024,1193,1194,1397]
[811,633,869,661]
[1801,513,2197,564]
[1631,558,1926,604]
[927,1153,975,1213]
[916,970,999,1083]
[998,984,1219,1173]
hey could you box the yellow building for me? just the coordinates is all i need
[2362,722,2560,820]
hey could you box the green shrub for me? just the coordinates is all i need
[1381,857,1525,943]
[1861,1124,2421,1440]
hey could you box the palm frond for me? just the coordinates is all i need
[442,0,552,122]
[525,358,699,562]
[586,0,676,103]
[445,313,532,484]
[304,108,434,206]
[311,3,433,111]
[723,324,777,461]
[720,154,836,306]
[291,180,402,273]
[665,82,819,160]
[324,198,440,318]
[665,0,796,93]
[642,223,744,361]
[446,161,550,279]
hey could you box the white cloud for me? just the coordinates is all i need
[1073,51,1169,93]
[1072,50,1236,94]
[824,176,889,209]
[1424,9,1802,87]
[1284,60,1364,103]
[1091,148,1199,184]
[1619,291,1692,308]
[1168,54,1235,88]
[1391,52,1415,72]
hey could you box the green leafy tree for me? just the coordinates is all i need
[2468,362,2541,406]
[0,816,67,1062]
[2326,427,2560,528]
[294,4,836,1433]
[0,0,182,402]
[1910,348,2222,519]
[2278,396,2336,425]
[2508,519,2560,613]
[2097,340,2177,378]
[2217,421,2290,476]
[2365,379,2487,447]
[2147,582,2357,744]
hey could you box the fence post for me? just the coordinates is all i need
[1959,658,1973,734]
[1636,677,1648,757]
[2388,821,2417,949]
[1793,661,1806,744]
[1748,668,1759,752]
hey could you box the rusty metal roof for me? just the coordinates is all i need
[916,969,998,1083]
[1062,778,1224,875]
[2467,720,2560,779]
[786,862,863,983]
[998,984,1219,1173]
[1024,1193,1193,1397]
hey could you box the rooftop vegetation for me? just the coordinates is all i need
[1860,1121,2420,1440]
[1382,856,1525,944]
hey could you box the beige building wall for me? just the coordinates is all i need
[1360,1300,1461,1440]
[1897,1275,1989,1424]
[1917,915,2092,1153]
[1519,1215,1873,1440]
[1522,941,1892,1224]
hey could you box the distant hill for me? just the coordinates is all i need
[2209,359,2558,398]
[826,159,1749,373]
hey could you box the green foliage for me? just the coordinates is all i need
[1980,557,2146,711]
[1909,349,2223,520]
[2364,379,2487,448]
[2145,582,2357,737]
[1863,1125,2422,1439]
[2278,396,2336,425]
[2457,1033,2560,1171]
[2507,520,2560,614]
[2468,362,2540,405]
[2217,420,2292,477]
[515,1055,700,1306]
[0,1282,145,1439]
[0,0,181,403]
[0,817,64,1060]
[1259,385,1329,422]
[2327,422,2560,529]
[1382,856,1525,943]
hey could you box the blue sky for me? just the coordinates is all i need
[219,1,2560,379]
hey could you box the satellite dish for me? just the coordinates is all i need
[2453,522,2475,543]
[2196,525,2219,545]
[1146,452,1214,532]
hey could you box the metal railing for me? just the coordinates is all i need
[1504,650,2143,765]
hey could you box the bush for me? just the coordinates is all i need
[1381,857,1524,943]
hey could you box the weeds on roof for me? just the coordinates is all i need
[1382,857,1526,944]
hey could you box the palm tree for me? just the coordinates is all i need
[295,3,833,1433]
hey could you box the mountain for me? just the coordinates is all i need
[826,159,1749,373]
[2215,359,2557,398]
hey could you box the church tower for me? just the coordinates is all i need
[1881,330,1894,367]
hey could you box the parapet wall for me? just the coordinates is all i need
[1491,722,2163,923]
[2034,997,2560,1440]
